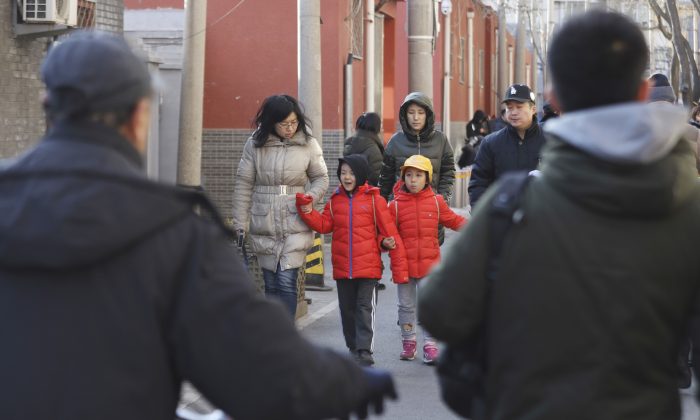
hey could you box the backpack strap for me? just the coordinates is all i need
[329,199,334,218]
[487,171,531,282]
[434,195,440,222]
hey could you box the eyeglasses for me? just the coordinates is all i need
[276,120,299,129]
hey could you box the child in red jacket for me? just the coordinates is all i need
[296,154,408,366]
[389,154,466,364]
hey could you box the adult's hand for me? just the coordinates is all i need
[345,368,398,420]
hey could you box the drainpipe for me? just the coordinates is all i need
[365,0,375,112]
[467,10,475,118]
[441,0,452,140]
[344,54,353,137]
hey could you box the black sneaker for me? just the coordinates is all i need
[357,350,375,366]
[376,282,386,291]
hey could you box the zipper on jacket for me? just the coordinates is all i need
[417,133,421,155]
[415,196,422,265]
[348,194,353,279]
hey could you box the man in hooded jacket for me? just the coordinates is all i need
[420,11,700,420]
[0,31,396,420]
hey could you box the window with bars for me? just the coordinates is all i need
[350,0,364,59]
[77,0,96,28]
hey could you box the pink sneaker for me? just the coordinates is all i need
[400,340,417,360]
[423,342,439,365]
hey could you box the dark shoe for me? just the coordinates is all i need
[376,282,386,291]
[357,349,375,366]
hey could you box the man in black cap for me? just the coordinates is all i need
[0,31,396,420]
[467,83,546,206]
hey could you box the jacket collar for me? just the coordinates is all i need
[506,116,541,141]
[263,130,309,147]
[45,119,144,168]
[394,181,435,200]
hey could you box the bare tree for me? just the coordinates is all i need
[648,0,700,104]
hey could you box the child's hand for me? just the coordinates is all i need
[296,193,313,214]
[382,236,396,250]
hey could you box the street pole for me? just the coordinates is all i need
[177,0,207,188]
[299,0,323,146]
[467,11,475,118]
[408,0,434,96]
[365,0,375,112]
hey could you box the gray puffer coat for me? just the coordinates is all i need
[378,92,455,200]
[232,131,329,271]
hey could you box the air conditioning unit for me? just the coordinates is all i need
[22,0,78,26]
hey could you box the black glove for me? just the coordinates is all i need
[349,368,398,419]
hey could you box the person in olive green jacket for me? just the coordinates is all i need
[420,11,700,420]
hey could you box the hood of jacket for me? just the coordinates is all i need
[0,121,195,270]
[541,102,698,217]
[399,92,436,142]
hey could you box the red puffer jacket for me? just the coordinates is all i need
[390,183,466,278]
[297,185,409,282]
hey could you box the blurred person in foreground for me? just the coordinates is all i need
[0,31,395,420]
[420,11,700,420]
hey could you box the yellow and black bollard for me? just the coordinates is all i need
[305,232,332,291]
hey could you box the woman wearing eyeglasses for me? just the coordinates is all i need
[232,94,329,317]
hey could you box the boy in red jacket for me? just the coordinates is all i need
[297,154,408,366]
[389,155,466,364]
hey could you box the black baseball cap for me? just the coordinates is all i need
[502,84,536,104]
[41,31,151,118]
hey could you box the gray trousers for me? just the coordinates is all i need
[397,278,434,343]
[336,279,378,353]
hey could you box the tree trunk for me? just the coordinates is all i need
[667,0,692,104]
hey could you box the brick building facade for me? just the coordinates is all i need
[0,0,125,160]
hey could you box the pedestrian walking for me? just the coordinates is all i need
[388,155,465,364]
[378,92,455,243]
[343,112,385,186]
[0,31,397,420]
[468,83,546,206]
[296,154,409,366]
[232,94,329,317]
[420,11,700,420]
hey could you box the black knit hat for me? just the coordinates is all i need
[337,154,369,188]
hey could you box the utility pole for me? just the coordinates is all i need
[365,0,375,112]
[408,0,434,96]
[299,0,323,145]
[514,0,527,84]
[177,0,207,188]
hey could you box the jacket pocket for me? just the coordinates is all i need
[286,199,309,234]
[250,202,274,236]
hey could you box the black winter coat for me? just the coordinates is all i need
[0,121,371,420]
[343,129,385,186]
[468,119,545,206]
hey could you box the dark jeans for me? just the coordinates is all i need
[262,263,298,317]
[336,278,378,352]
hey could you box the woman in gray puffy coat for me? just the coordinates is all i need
[232,95,329,316]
